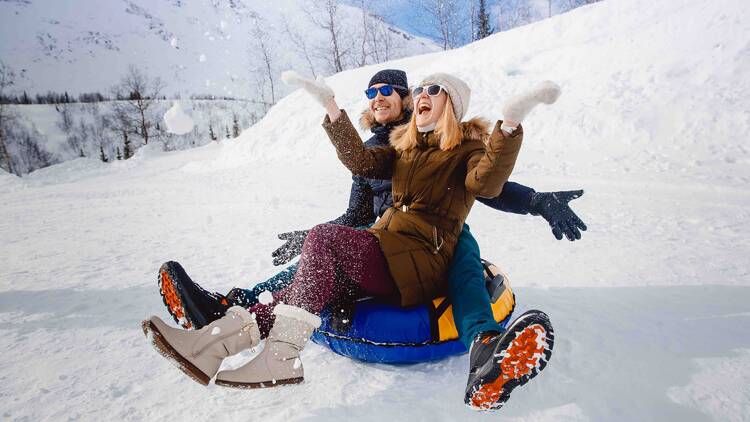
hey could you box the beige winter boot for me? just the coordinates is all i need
[142,305,260,385]
[214,304,321,389]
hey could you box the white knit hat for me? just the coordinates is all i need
[418,73,471,122]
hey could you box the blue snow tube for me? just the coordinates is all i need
[311,260,516,364]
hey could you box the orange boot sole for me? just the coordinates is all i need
[158,268,192,329]
[466,311,554,411]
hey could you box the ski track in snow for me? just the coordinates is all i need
[2,0,750,420]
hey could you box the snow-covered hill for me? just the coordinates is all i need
[0,0,438,98]
[1,0,749,421]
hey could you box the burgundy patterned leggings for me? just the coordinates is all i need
[248,223,396,337]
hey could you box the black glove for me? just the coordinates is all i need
[271,229,310,266]
[530,190,587,241]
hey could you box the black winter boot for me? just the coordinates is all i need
[158,261,236,330]
[464,310,554,411]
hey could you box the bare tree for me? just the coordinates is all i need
[249,18,277,109]
[305,0,351,73]
[497,0,536,31]
[419,0,465,50]
[0,61,16,174]
[356,0,372,67]
[283,20,318,78]
[111,65,165,145]
[372,18,404,62]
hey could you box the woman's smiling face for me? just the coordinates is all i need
[414,86,447,128]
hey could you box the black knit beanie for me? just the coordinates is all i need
[368,69,409,98]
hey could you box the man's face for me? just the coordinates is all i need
[369,83,403,124]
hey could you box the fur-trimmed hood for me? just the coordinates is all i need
[388,116,491,149]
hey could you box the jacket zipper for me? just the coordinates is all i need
[432,226,444,255]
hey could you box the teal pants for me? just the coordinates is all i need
[447,224,504,348]
[242,224,501,349]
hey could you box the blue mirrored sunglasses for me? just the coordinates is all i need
[365,84,406,99]
[412,84,444,97]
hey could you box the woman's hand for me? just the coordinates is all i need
[281,70,341,122]
[502,81,561,126]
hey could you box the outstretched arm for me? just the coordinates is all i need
[476,181,536,214]
[478,183,588,241]
[529,190,587,241]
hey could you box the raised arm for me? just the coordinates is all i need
[465,121,524,198]
[322,109,396,180]
[281,70,396,180]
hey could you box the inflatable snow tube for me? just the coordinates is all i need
[311,260,516,364]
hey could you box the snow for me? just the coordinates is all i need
[258,290,274,305]
[1,0,749,420]
[163,102,195,135]
[668,349,750,422]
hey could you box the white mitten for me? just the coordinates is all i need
[281,70,335,106]
[502,81,561,124]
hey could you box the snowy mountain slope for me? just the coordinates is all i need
[1,0,749,420]
[0,0,438,97]
[4,99,258,174]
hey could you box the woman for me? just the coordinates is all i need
[143,72,556,410]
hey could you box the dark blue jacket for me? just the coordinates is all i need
[330,117,535,227]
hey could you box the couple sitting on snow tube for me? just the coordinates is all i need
[142,68,586,410]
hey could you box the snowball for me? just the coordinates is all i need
[170,37,178,48]
[163,102,194,135]
[199,54,206,62]
[258,290,273,305]
[211,327,221,335]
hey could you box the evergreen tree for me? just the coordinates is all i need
[232,113,240,138]
[116,146,122,160]
[476,0,494,40]
[79,148,85,158]
[20,91,31,105]
[99,145,109,163]
[209,122,217,141]
[123,130,133,159]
